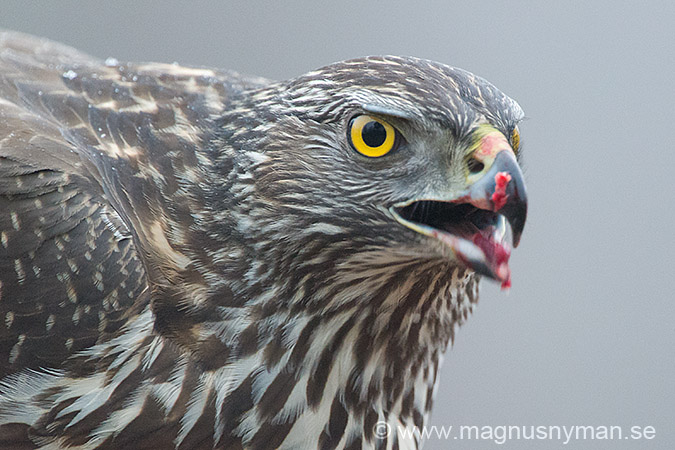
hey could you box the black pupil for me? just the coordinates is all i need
[361,121,387,147]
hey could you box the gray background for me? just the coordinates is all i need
[1,1,673,449]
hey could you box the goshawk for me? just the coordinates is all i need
[0,31,527,449]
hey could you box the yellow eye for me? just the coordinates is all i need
[511,125,521,152]
[349,115,397,158]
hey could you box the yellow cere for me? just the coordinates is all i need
[349,115,396,158]
[511,125,521,152]
[466,124,518,161]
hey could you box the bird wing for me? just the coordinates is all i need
[0,31,267,375]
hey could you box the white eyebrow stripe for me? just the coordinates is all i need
[361,103,416,121]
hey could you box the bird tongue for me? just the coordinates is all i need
[471,231,512,289]
[431,225,513,289]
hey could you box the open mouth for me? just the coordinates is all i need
[391,200,513,288]
[389,146,527,288]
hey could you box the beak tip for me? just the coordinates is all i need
[512,233,522,248]
[509,206,526,248]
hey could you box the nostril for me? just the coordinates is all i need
[468,159,485,174]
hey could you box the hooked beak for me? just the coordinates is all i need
[390,128,527,288]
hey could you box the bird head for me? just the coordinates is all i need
[219,56,526,294]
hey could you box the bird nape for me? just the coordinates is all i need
[0,31,527,450]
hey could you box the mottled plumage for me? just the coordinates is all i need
[0,31,527,449]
